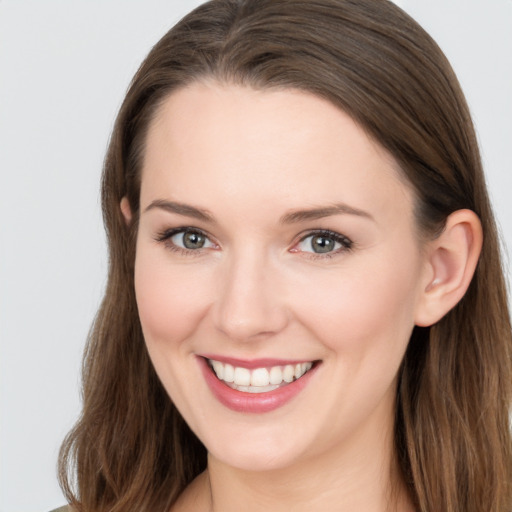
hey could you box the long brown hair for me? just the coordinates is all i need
[58,1,512,510]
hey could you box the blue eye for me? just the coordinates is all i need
[296,231,352,255]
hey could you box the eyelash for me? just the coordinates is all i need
[154,227,354,259]
[294,229,354,259]
[154,227,218,257]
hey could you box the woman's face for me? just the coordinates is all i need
[134,82,431,471]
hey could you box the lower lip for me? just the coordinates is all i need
[198,357,318,413]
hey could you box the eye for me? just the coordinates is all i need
[156,227,217,253]
[294,230,353,255]
[172,230,212,250]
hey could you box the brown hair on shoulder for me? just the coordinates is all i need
[58,1,512,511]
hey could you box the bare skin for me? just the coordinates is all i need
[127,82,481,512]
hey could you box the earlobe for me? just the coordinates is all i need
[415,209,483,327]
[120,197,133,225]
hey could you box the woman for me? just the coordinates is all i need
[57,0,512,511]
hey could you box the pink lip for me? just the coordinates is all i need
[197,356,319,413]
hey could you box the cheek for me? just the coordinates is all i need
[292,250,422,358]
[134,248,214,347]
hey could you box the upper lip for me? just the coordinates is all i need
[200,354,317,369]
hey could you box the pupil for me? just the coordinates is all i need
[312,236,334,253]
[183,232,205,249]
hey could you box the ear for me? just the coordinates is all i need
[414,209,483,327]
[120,196,133,225]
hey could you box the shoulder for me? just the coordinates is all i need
[48,506,70,512]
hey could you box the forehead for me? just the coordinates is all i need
[140,82,414,224]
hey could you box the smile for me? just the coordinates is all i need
[208,359,314,393]
[199,356,319,413]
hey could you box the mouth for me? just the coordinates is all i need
[199,356,320,413]
[207,358,314,394]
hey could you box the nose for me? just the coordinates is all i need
[212,249,289,342]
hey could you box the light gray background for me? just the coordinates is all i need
[1,1,511,511]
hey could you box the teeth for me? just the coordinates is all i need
[234,367,251,386]
[234,384,280,393]
[209,359,313,393]
[223,363,234,383]
[251,368,270,386]
[210,360,224,380]
[283,365,294,383]
[269,366,282,385]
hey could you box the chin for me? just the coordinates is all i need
[209,444,305,473]
[201,423,313,472]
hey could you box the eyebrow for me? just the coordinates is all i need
[280,203,374,224]
[143,199,374,224]
[144,199,214,222]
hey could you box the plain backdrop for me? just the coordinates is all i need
[1,1,511,511]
